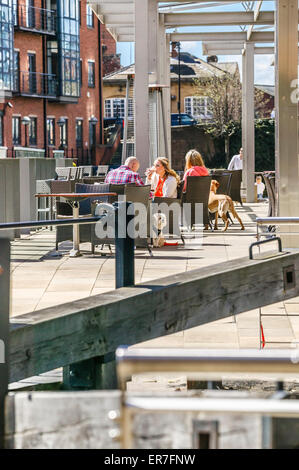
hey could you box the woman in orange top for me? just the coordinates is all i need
[183,149,210,191]
[146,158,180,198]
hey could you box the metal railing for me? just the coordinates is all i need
[15,71,57,98]
[116,346,299,448]
[256,217,299,240]
[15,5,56,35]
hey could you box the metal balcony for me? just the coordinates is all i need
[14,5,56,36]
[14,72,57,98]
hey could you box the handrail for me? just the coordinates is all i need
[116,347,299,389]
[257,217,299,226]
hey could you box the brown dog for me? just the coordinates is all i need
[208,180,245,232]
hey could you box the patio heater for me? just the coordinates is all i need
[21,116,30,148]
[172,41,182,125]
[57,117,66,151]
[89,116,98,165]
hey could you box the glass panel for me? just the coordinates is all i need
[57,0,80,97]
[0,0,14,91]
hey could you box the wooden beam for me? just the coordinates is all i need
[9,251,299,384]
[0,239,10,448]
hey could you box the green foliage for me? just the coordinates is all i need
[205,119,275,171]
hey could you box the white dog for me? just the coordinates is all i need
[152,213,167,248]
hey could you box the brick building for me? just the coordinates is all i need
[0,0,118,165]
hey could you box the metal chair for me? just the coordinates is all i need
[36,180,53,222]
[183,176,213,230]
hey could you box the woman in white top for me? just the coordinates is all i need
[146,158,180,198]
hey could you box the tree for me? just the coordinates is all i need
[194,72,271,166]
[195,73,242,166]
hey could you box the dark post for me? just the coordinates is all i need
[177,41,181,125]
[115,201,135,289]
[0,239,10,448]
[63,202,135,390]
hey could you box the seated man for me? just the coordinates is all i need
[105,157,144,186]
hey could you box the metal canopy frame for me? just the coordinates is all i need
[90,1,275,46]
[91,1,299,248]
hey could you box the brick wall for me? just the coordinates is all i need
[101,25,121,76]
[3,0,102,163]
[171,126,221,171]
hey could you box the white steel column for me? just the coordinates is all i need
[157,15,171,161]
[134,0,158,174]
[242,43,255,203]
[275,0,299,248]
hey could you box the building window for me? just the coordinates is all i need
[28,53,37,94]
[88,61,95,88]
[0,0,15,92]
[29,117,37,146]
[14,50,20,92]
[104,98,133,119]
[57,0,80,98]
[59,119,68,147]
[80,58,82,87]
[12,117,21,145]
[13,0,18,26]
[184,96,213,120]
[86,4,94,28]
[0,114,3,146]
[47,118,55,146]
[76,119,83,147]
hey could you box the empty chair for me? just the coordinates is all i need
[227,170,242,205]
[55,167,72,180]
[183,176,213,229]
[210,173,232,196]
[263,174,276,218]
[36,180,53,222]
[96,165,109,177]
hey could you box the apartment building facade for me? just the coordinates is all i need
[0,0,114,164]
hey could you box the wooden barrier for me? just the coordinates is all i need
[0,240,10,448]
[9,250,299,388]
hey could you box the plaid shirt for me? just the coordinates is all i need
[105,165,144,186]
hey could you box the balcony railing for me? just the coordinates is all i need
[14,71,57,98]
[14,5,56,35]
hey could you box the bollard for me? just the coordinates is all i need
[63,201,135,390]
[0,240,10,448]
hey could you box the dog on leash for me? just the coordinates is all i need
[152,212,167,247]
[208,180,245,232]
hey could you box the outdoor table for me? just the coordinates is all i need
[35,193,117,257]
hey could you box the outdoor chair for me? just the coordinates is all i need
[183,176,213,230]
[210,173,232,196]
[263,173,276,218]
[55,182,108,250]
[91,184,153,255]
[228,169,243,205]
[96,165,109,177]
[36,179,53,222]
[153,196,185,245]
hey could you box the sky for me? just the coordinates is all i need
[116,1,275,86]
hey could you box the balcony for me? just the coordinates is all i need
[14,72,57,98]
[14,5,56,36]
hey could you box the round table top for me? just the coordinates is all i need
[35,193,117,198]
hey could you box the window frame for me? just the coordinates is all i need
[29,117,37,146]
[87,60,95,88]
[86,3,94,28]
[184,96,213,120]
[12,116,21,146]
[47,117,55,146]
[75,118,83,148]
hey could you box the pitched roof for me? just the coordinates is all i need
[103,53,239,83]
